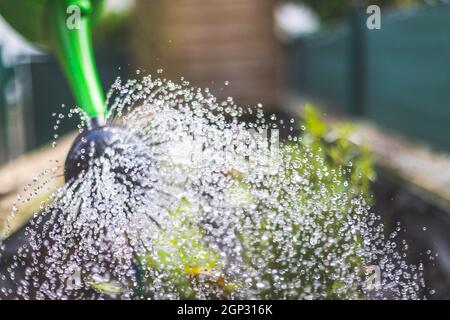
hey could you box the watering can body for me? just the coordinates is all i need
[0,0,107,119]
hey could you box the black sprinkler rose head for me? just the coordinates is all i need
[64,126,118,182]
[64,119,151,184]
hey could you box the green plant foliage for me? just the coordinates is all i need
[133,197,236,299]
[237,105,376,299]
[300,104,375,198]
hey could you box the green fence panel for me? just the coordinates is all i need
[0,46,12,164]
[366,5,450,150]
[0,47,5,162]
[300,25,351,113]
[25,50,130,151]
[295,4,450,152]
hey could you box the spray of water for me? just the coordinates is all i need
[0,74,425,299]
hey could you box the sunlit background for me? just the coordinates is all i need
[1,0,450,298]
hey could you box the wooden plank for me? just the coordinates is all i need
[130,0,279,107]
[168,0,273,10]
[166,10,274,27]
[0,133,74,239]
[165,25,275,45]
[348,122,450,208]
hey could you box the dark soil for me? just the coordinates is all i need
[372,168,450,299]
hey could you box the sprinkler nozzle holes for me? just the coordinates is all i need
[64,125,151,184]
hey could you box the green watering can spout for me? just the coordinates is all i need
[0,0,107,122]
[48,0,107,122]
[1,0,148,183]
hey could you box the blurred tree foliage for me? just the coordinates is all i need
[92,1,135,47]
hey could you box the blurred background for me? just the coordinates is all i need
[0,0,443,157]
[1,0,450,298]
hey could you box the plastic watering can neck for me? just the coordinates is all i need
[47,0,107,122]
[0,0,107,122]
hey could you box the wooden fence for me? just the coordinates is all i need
[130,0,279,107]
